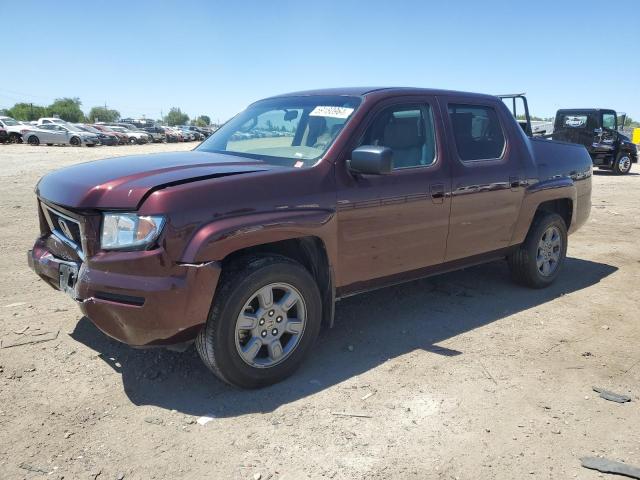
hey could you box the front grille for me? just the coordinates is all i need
[41,202,84,257]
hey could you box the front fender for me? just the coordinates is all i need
[179,209,336,264]
[510,177,577,245]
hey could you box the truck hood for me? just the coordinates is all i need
[36,151,276,210]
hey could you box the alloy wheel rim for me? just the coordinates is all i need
[536,225,562,276]
[234,282,306,368]
[618,156,631,172]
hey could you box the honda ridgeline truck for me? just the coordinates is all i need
[28,87,592,388]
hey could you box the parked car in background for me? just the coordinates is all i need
[27,87,592,388]
[105,125,149,144]
[163,126,185,142]
[181,125,210,139]
[141,126,166,143]
[20,123,99,146]
[175,126,198,141]
[91,125,127,145]
[160,126,180,143]
[106,123,154,144]
[75,124,119,146]
[0,116,27,143]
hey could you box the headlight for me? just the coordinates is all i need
[101,213,165,250]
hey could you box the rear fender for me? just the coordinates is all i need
[510,177,577,245]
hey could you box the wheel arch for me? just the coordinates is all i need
[179,210,337,327]
[510,178,577,245]
[534,198,573,228]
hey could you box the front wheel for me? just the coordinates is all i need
[613,153,632,175]
[70,136,81,146]
[27,135,40,146]
[507,212,568,288]
[196,255,322,388]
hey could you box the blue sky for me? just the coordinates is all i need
[3,0,639,121]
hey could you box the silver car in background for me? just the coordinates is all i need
[21,123,99,146]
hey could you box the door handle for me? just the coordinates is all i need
[430,183,445,204]
[509,176,520,191]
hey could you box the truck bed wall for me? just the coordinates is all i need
[529,137,592,234]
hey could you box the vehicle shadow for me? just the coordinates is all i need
[593,170,639,176]
[71,257,617,417]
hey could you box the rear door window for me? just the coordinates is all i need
[448,104,505,161]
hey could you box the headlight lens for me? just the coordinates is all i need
[101,213,165,250]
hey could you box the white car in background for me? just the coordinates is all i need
[36,117,70,126]
[21,123,99,147]
[0,116,29,143]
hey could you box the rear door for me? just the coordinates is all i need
[335,96,451,289]
[442,97,525,261]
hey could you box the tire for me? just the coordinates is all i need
[9,133,22,144]
[196,255,322,388]
[613,153,632,175]
[46,143,53,146]
[70,136,81,146]
[507,212,568,289]
[27,135,40,146]
[129,137,137,145]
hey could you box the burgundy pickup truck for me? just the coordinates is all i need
[28,87,592,388]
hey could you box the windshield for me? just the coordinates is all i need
[1,117,19,126]
[197,95,361,167]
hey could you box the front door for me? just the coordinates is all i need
[592,110,618,159]
[335,97,451,290]
[442,98,525,261]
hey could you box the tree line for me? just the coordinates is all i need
[0,98,212,127]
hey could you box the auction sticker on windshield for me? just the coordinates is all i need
[309,106,354,119]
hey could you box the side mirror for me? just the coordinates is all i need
[348,145,393,175]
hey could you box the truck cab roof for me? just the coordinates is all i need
[265,86,497,101]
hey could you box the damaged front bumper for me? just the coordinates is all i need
[28,237,220,346]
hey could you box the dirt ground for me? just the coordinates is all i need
[0,143,639,480]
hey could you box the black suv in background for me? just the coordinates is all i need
[552,109,638,174]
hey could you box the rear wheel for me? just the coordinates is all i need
[613,153,632,175]
[196,255,322,388]
[27,135,40,146]
[507,212,567,288]
[9,133,22,144]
